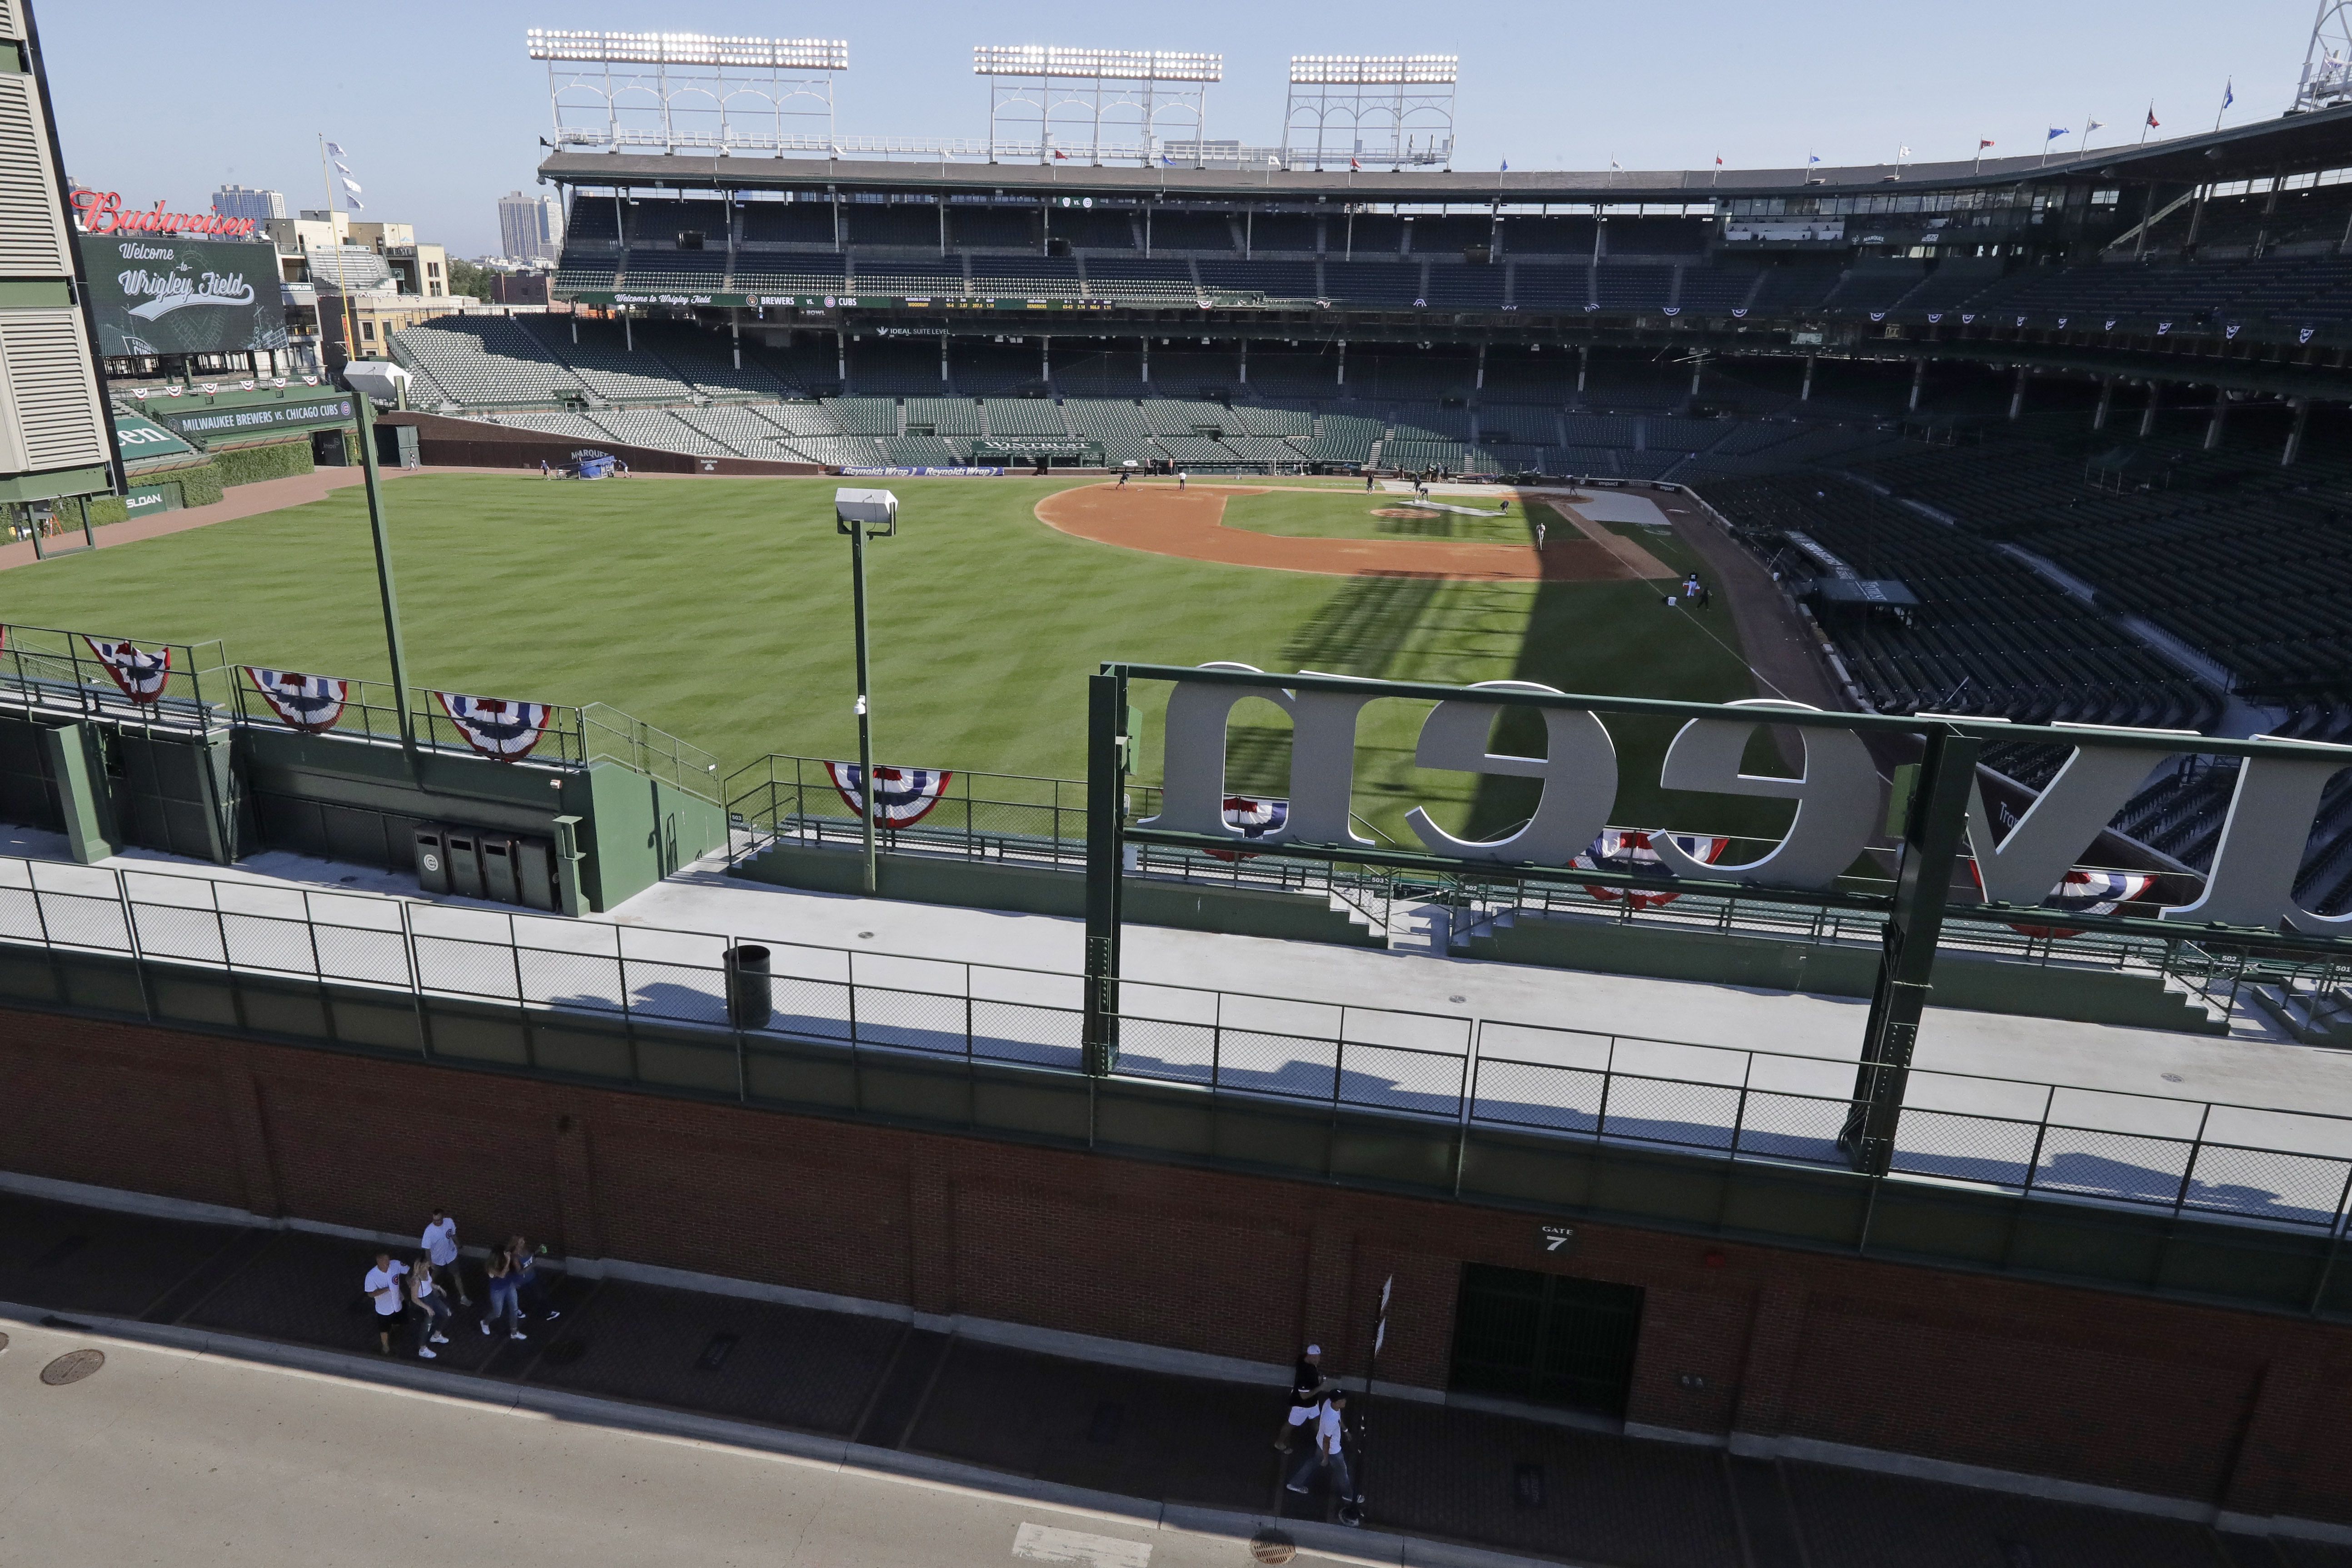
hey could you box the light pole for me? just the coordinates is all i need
[345,364,416,748]
[835,488,899,894]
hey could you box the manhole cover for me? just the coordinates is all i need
[41,1348,104,1385]
[1248,1530,1296,1565]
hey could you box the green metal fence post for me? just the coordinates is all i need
[1841,726,1981,1175]
[1082,667,1128,1076]
[352,394,414,748]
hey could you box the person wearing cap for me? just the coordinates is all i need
[1276,1342,1327,1452]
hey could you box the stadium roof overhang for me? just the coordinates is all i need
[538,103,2352,204]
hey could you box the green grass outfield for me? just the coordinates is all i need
[0,473,1789,841]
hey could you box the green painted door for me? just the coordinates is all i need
[1447,1263,1644,1418]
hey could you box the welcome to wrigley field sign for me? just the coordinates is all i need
[1074,665,2352,1169]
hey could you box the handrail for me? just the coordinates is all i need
[7,847,2349,1240]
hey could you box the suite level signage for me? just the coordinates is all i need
[562,291,1118,314]
[152,397,354,438]
[1138,664,2352,937]
[70,189,260,239]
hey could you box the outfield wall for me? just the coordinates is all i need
[8,999,2352,1536]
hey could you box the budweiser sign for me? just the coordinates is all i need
[70,188,259,239]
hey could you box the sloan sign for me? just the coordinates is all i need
[1137,665,2352,936]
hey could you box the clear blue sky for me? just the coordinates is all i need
[40,0,2323,257]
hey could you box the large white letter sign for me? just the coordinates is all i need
[1966,729,2174,906]
[1405,681,1617,865]
[1144,663,1374,848]
[1651,699,1878,890]
[2163,745,2352,933]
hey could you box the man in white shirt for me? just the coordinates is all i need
[363,1253,410,1355]
[421,1209,470,1305]
[1284,1389,1356,1505]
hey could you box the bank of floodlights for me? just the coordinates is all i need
[1282,53,1460,170]
[972,45,1222,82]
[531,30,849,154]
[974,45,1222,164]
[527,30,849,69]
[1289,54,1459,86]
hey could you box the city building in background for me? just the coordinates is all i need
[212,183,286,223]
[497,189,563,264]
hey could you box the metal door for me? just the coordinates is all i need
[1447,1263,1644,1418]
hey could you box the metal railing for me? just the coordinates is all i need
[0,623,231,731]
[7,850,2352,1239]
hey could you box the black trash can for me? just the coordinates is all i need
[724,945,772,1030]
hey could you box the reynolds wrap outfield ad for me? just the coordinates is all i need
[79,233,290,358]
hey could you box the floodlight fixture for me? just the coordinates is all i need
[527,30,849,70]
[532,30,848,154]
[1282,53,1460,170]
[1288,54,1459,86]
[973,45,1222,82]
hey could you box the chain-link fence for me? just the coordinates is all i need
[8,851,2352,1235]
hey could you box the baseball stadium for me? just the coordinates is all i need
[10,12,2352,1568]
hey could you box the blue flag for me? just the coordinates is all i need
[2047,127,2068,141]
[2222,79,2234,110]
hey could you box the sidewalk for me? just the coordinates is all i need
[0,1181,2313,1568]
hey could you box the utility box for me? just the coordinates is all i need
[444,831,485,898]
[415,823,558,909]
[414,826,450,893]
[481,835,520,904]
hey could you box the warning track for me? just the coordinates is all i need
[1034,483,1670,581]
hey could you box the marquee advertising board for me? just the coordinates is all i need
[80,233,289,358]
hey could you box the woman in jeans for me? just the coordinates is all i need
[408,1253,452,1358]
[480,1239,525,1340]
[510,1234,559,1324]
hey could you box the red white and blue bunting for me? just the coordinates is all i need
[1972,863,2157,939]
[824,762,953,826]
[433,691,554,759]
[244,667,348,733]
[83,636,170,702]
[1575,828,1729,908]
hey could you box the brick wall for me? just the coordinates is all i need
[6,1007,2349,1524]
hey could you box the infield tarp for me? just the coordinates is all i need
[80,233,289,358]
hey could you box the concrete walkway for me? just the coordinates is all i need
[0,1181,2307,1568]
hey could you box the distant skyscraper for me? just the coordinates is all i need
[213,184,286,223]
[497,190,565,264]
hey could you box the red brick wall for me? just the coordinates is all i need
[7,1007,2352,1523]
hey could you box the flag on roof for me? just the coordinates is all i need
[1610,158,1622,170]
[2086,119,2105,133]
[1349,156,1361,170]
[2221,79,2234,110]
[2146,106,2160,128]
[1899,144,1911,158]
[1807,152,1821,164]
[1978,138,1996,149]
[325,140,346,156]
[1052,148,1067,160]
[1500,157,1509,171]
[1713,154,1723,166]
[2046,127,2068,141]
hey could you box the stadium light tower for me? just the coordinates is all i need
[1282,55,1459,171]
[527,30,850,155]
[972,45,1221,165]
[2294,2,2352,113]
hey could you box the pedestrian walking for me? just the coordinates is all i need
[1276,1343,1327,1453]
[510,1234,560,1324]
[480,1240,526,1340]
[364,1252,410,1355]
[408,1252,452,1359]
[1285,1389,1357,1505]
[421,1207,470,1306]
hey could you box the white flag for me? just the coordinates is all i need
[1898,144,1912,158]
[2086,119,2106,132]
[340,175,364,196]
[326,140,346,155]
